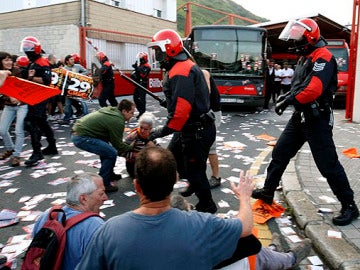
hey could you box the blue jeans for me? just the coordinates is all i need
[64,98,88,121]
[71,135,117,186]
[63,97,73,121]
[0,104,28,157]
[80,100,89,115]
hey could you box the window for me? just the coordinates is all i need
[154,9,162,18]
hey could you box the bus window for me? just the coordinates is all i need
[186,25,268,107]
[190,28,265,76]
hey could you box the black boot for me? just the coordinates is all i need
[112,172,122,181]
[332,203,359,226]
[195,199,217,214]
[251,188,274,204]
[179,185,194,197]
[25,152,44,166]
[42,144,58,155]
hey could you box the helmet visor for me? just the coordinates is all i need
[147,39,171,54]
[148,46,166,63]
[20,40,36,52]
[279,20,311,41]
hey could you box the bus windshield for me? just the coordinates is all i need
[328,48,348,72]
[189,28,265,76]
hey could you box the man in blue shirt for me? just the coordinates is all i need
[76,147,255,270]
[32,172,107,270]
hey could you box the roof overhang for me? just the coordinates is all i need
[252,13,351,55]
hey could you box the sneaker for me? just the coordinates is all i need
[0,150,14,160]
[269,232,282,252]
[332,203,359,226]
[209,176,221,189]
[288,238,312,267]
[251,188,274,205]
[24,152,44,167]
[105,184,119,193]
[195,200,218,214]
[179,185,194,197]
[42,146,58,155]
[59,119,70,125]
[10,156,20,167]
[47,115,56,121]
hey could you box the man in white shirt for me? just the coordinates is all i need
[280,62,294,94]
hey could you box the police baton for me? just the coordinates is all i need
[117,69,166,107]
[85,37,167,108]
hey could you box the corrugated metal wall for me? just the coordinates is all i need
[86,38,147,70]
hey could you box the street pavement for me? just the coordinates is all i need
[281,110,360,270]
[0,96,359,269]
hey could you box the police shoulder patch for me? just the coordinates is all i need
[313,62,326,72]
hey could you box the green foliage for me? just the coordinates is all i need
[177,0,268,36]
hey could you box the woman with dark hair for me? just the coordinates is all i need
[0,51,28,166]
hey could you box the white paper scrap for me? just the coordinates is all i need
[327,230,342,239]
[307,255,323,266]
[280,227,296,235]
[318,195,337,203]
[124,191,136,197]
[286,234,302,243]
[226,176,239,183]
[218,200,230,208]
[5,188,19,194]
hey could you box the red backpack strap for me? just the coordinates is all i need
[64,212,101,231]
[48,205,66,225]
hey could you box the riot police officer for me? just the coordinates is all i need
[20,36,58,166]
[148,29,217,213]
[96,51,118,107]
[252,18,359,226]
[131,52,151,119]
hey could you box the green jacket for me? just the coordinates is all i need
[73,107,132,155]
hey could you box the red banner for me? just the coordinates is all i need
[0,76,61,106]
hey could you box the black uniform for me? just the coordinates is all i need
[150,59,217,213]
[24,57,57,165]
[98,58,117,107]
[131,61,151,118]
[253,40,358,223]
[263,63,276,109]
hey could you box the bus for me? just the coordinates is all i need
[184,25,268,107]
[326,39,349,102]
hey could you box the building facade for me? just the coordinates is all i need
[0,0,177,69]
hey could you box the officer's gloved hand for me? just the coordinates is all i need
[159,99,167,108]
[148,127,163,141]
[275,98,290,116]
[132,61,138,69]
[276,92,290,104]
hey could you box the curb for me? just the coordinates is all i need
[282,159,360,270]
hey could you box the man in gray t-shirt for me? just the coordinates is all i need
[76,146,255,270]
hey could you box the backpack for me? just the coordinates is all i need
[21,205,99,270]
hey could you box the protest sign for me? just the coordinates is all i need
[51,68,94,100]
[0,76,61,106]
